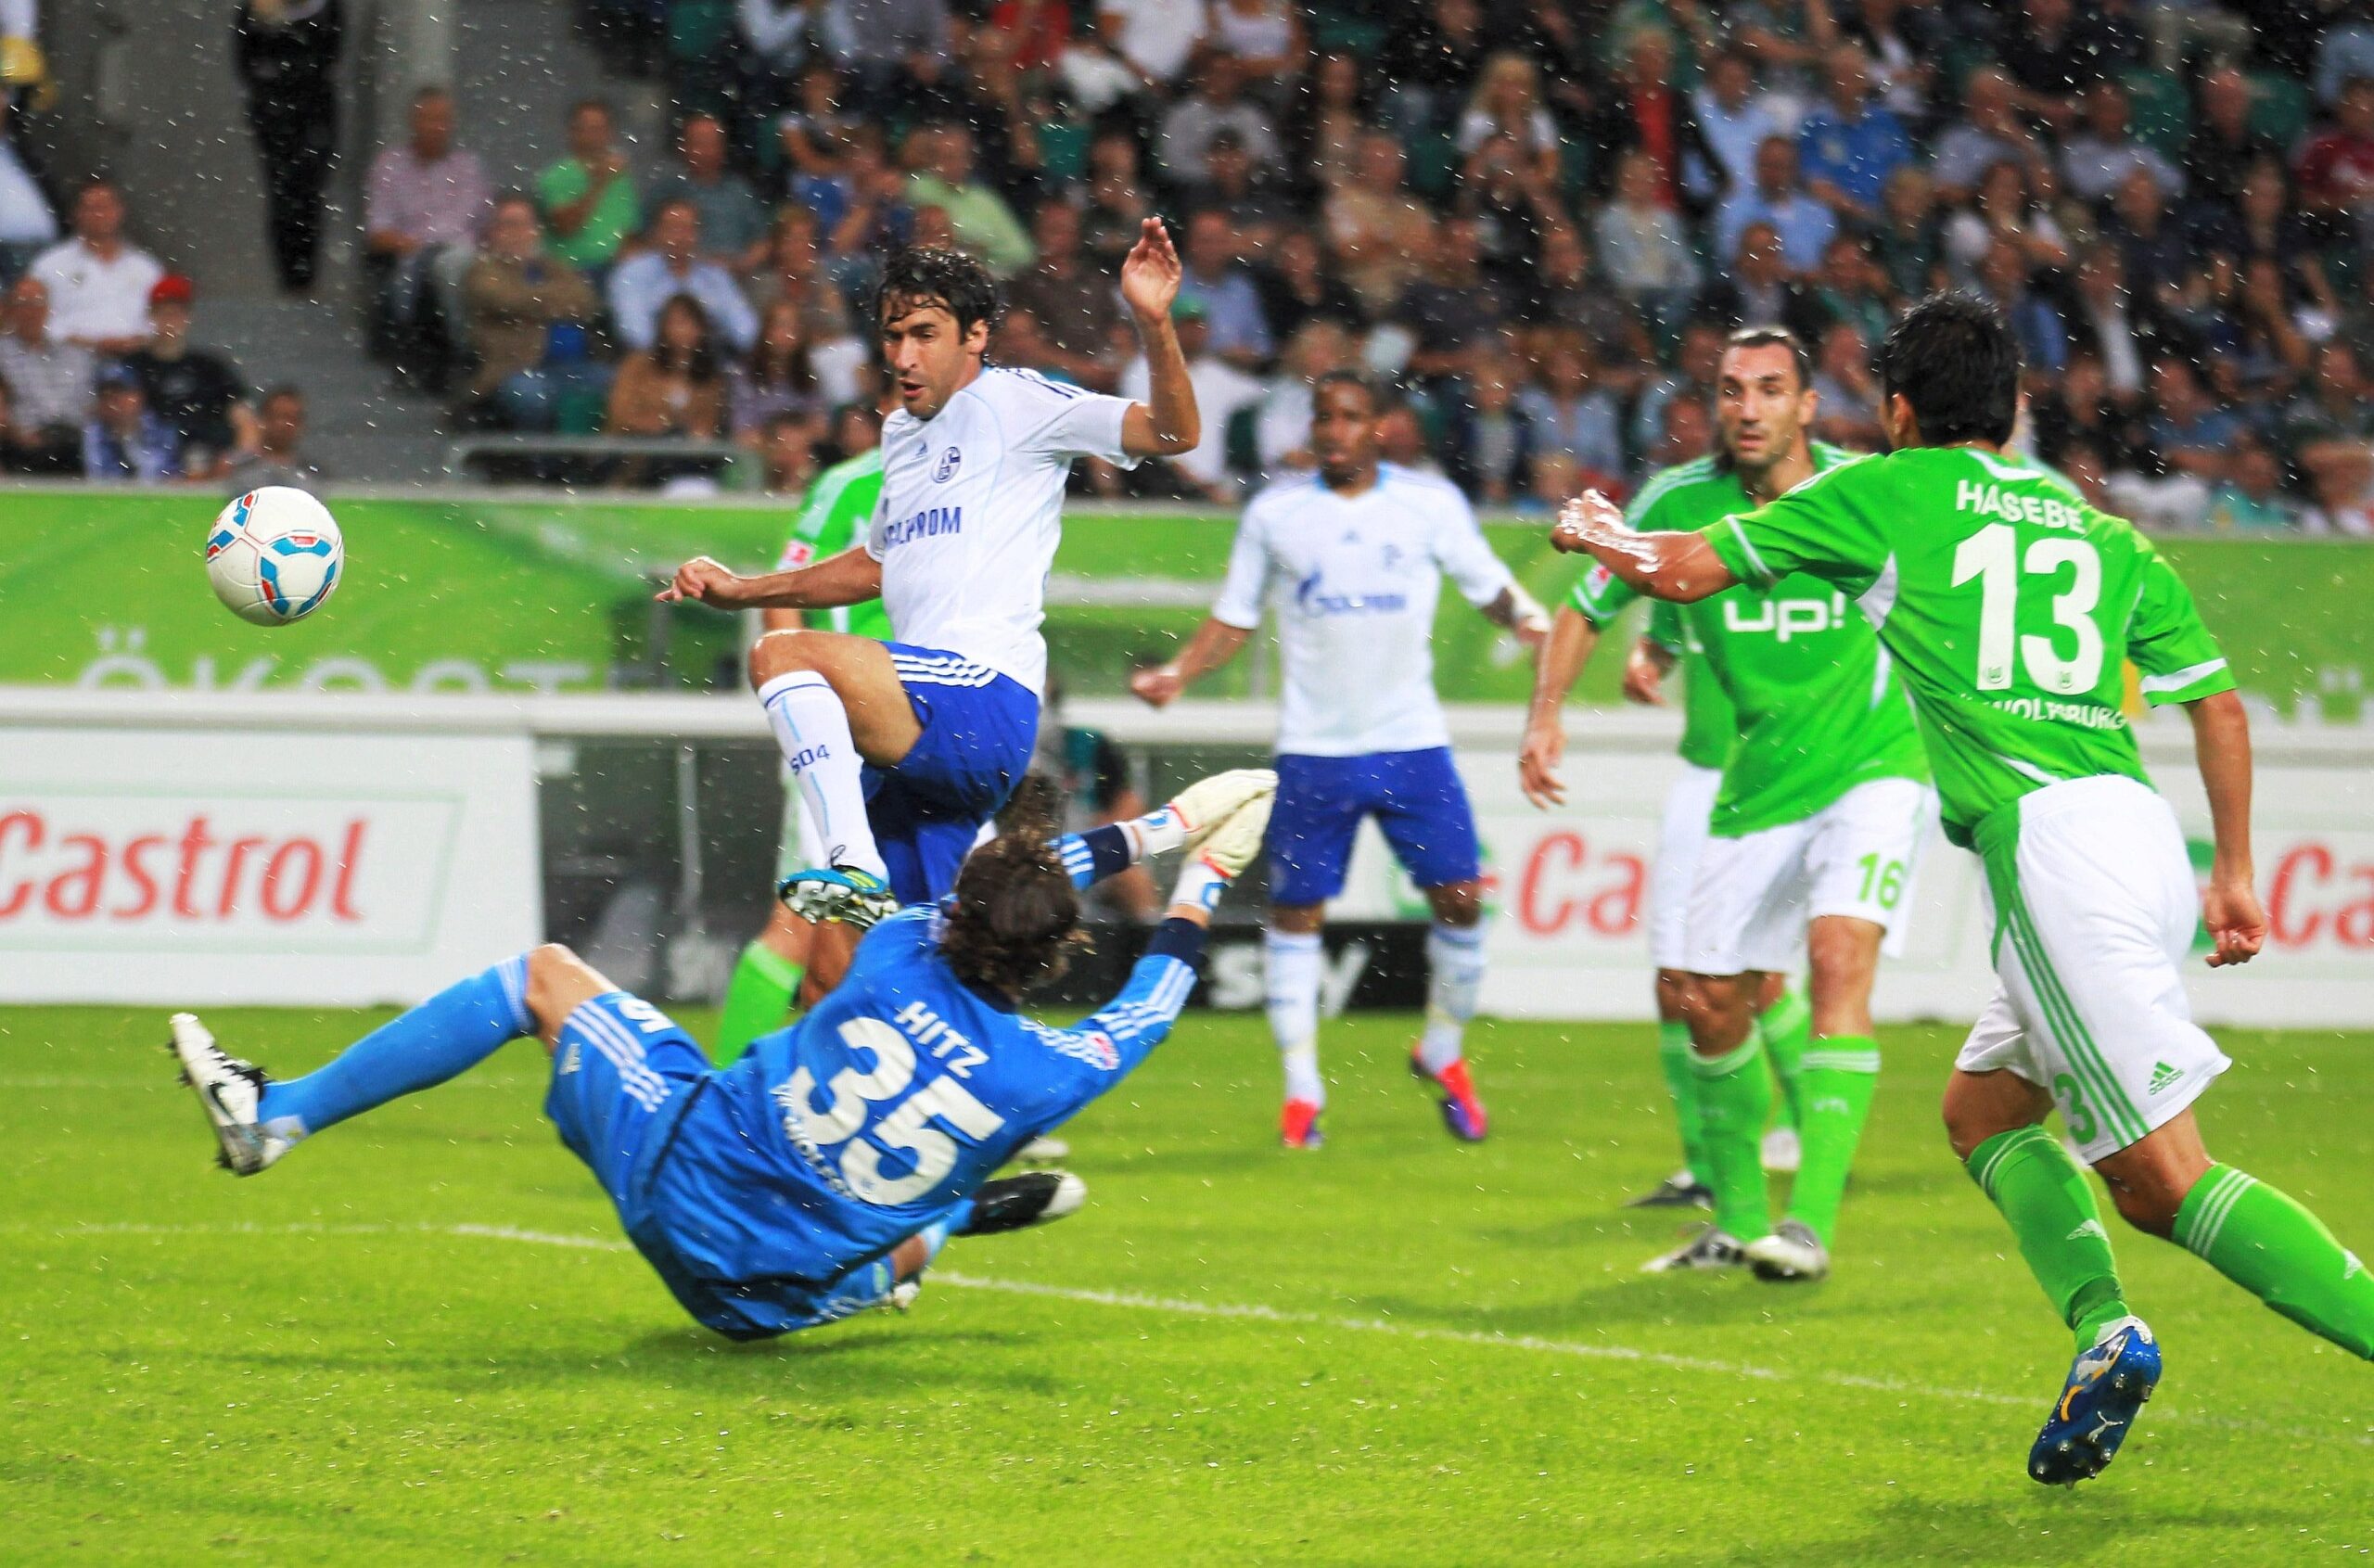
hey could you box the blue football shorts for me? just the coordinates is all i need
[862,643,1040,905]
[1267,746,1483,907]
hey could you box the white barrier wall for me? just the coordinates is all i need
[0,723,541,1006]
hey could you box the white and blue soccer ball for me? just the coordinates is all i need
[204,487,344,627]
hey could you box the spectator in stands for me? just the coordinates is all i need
[2184,65,2285,220]
[1183,130,1296,258]
[2292,76,2374,244]
[29,179,162,356]
[1118,298,1262,501]
[2063,241,2161,402]
[1651,389,1716,470]
[1838,0,1944,131]
[1691,49,1781,201]
[226,385,328,491]
[1374,391,1444,478]
[2193,160,2337,326]
[1796,45,1914,223]
[609,198,759,356]
[777,63,862,204]
[1051,9,1142,118]
[1253,225,1365,343]
[538,98,640,277]
[1997,0,2127,130]
[1079,125,1156,271]
[364,86,490,392]
[2282,341,2374,516]
[1455,52,1564,191]
[1519,224,1644,366]
[1715,136,1838,275]
[233,0,342,293]
[981,0,1071,76]
[730,298,826,437]
[1632,315,1727,456]
[1206,0,1304,83]
[1396,217,1508,389]
[1943,159,2071,283]
[2124,357,2240,526]
[808,131,911,292]
[1519,343,1627,494]
[1178,210,1272,371]
[1872,163,1943,300]
[1789,233,1892,348]
[2034,351,2156,476]
[1286,49,1372,197]
[2205,432,2307,531]
[1593,149,1701,332]
[755,407,819,496]
[1976,237,2069,377]
[122,274,255,480]
[1808,319,1886,449]
[1442,349,1534,505]
[1093,0,1205,90]
[646,112,769,272]
[817,0,954,113]
[1325,131,1436,318]
[606,293,728,452]
[2061,81,2183,206]
[1932,67,2050,205]
[81,364,178,482]
[1582,30,1718,216]
[1252,316,1356,477]
[1156,53,1281,187]
[737,0,813,93]
[904,122,1033,278]
[2102,165,2190,309]
[0,274,89,470]
[461,193,605,433]
[0,108,55,283]
[1005,200,1123,390]
[1697,222,1808,330]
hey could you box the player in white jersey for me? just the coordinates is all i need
[1133,374,1550,1146]
[663,235,1201,966]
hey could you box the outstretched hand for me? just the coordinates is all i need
[2202,875,2266,968]
[1119,216,1182,320]
[656,555,743,606]
[1551,491,1628,555]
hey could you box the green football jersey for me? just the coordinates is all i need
[1703,445,2235,848]
[778,447,892,640]
[1571,445,1926,835]
[1641,598,1734,771]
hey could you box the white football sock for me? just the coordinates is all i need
[758,670,887,879]
[1264,927,1325,1105]
[1417,921,1488,1074]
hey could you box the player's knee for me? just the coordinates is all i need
[1680,975,1752,1051]
[1427,883,1484,926]
[1805,922,1878,990]
[2106,1177,2184,1239]
[747,629,825,689]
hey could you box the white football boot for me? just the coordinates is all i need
[1744,1218,1831,1282]
[1640,1225,1747,1273]
[166,1012,292,1176]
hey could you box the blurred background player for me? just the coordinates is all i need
[1557,292,2374,1485]
[1521,363,1829,1213]
[662,230,1200,937]
[168,774,1276,1339]
[1547,328,1929,1283]
[715,393,890,1057]
[1133,371,1550,1147]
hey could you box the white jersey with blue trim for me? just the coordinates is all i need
[866,366,1141,695]
[1212,465,1515,756]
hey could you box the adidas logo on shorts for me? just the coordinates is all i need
[2148,1062,2181,1096]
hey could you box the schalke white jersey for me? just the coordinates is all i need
[1212,465,1514,756]
[866,367,1140,694]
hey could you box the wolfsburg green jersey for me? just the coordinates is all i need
[778,447,892,640]
[1640,599,1734,771]
[1704,445,2235,848]
[1572,444,1926,835]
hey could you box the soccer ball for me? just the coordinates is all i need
[204,487,344,627]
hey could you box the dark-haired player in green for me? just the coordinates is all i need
[1526,329,1923,1281]
[715,401,894,1054]
[1552,292,2374,1485]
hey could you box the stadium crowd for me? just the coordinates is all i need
[1,0,2372,528]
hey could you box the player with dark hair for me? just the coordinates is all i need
[1134,370,1550,1147]
[166,772,1276,1338]
[1550,291,2373,1485]
[660,225,1201,950]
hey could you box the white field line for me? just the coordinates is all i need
[27,1219,2373,1446]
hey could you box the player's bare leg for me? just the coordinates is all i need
[1268,900,1328,1148]
[1409,877,1490,1141]
[748,629,920,923]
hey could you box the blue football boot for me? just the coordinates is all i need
[778,864,900,929]
[2029,1315,2161,1485]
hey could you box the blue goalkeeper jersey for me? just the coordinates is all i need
[645,906,1198,1289]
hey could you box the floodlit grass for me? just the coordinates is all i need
[4,1006,2370,1564]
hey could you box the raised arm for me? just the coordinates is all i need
[656,544,885,610]
[2186,689,2265,969]
[1130,617,1252,707]
[1115,217,1200,458]
[1550,491,1740,604]
[1519,606,1602,809]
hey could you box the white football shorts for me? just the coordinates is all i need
[1646,764,1723,972]
[1953,774,2229,1163]
[1684,774,1933,976]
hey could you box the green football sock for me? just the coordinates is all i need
[1786,1035,1880,1247]
[2175,1165,2374,1359]
[1967,1126,2130,1348]
[716,940,803,1054]
[1760,987,1810,1131]
[1690,1030,1772,1242]
[1656,1020,1715,1189]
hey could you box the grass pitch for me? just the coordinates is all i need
[4,1006,2371,1565]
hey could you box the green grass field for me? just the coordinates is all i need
[5,1007,2371,1565]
